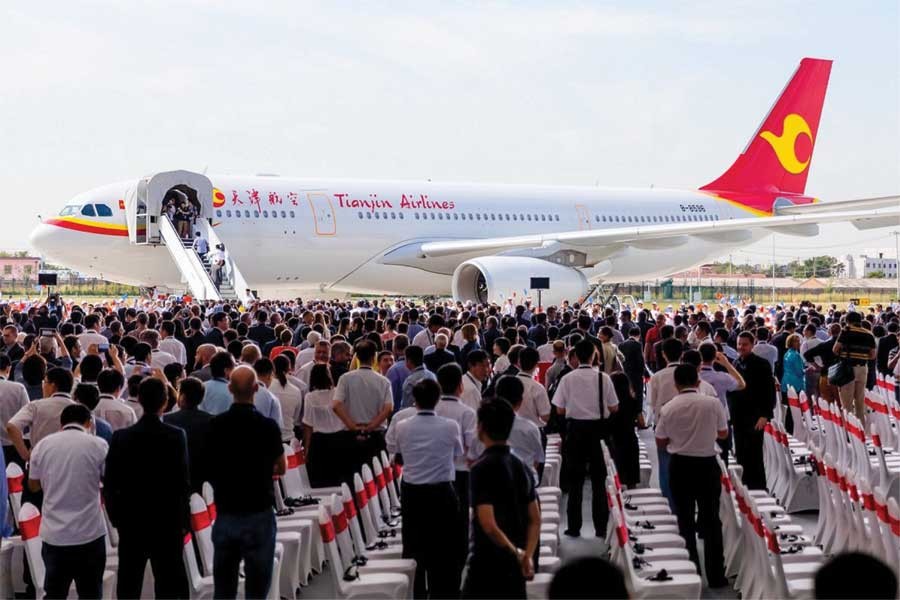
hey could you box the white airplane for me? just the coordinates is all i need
[29,57,899,306]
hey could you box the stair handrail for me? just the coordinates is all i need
[199,220,252,306]
[159,216,221,301]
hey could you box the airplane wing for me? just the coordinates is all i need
[775,195,900,215]
[419,205,900,259]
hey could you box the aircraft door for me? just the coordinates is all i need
[307,192,336,236]
[575,204,592,230]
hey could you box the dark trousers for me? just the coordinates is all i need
[116,529,189,599]
[42,536,106,599]
[3,444,24,471]
[212,510,277,599]
[563,419,609,536]
[733,423,766,489]
[350,430,387,479]
[611,412,640,487]
[452,471,470,574]
[401,481,460,599]
[669,455,726,584]
[462,555,525,599]
[716,426,733,466]
[307,431,348,488]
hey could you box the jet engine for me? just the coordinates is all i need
[451,256,589,306]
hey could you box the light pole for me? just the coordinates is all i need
[893,231,900,304]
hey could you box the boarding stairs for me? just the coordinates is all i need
[159,216,247,304]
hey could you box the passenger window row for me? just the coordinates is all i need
[215,209,296,219]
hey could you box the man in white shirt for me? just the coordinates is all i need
[159,321,187,366]
[648,340,716,422]
[514,347,552,428]
[473,375,544,486]
[94,369,137,432]
[647,341,716,505]
[6,367,75,462]
[751,327,778,374]
[296,340,330,386]
[434,364,477,576]
[139,330,178,370]
[0,355,29,467]
[461,350,490,411]
[28,404,109,598]
[655,364,729,588]
[333,340,393,475]
[551,340,618,538]
[295,331,320,367]
[77,314,108,357]
[412,314,444,349]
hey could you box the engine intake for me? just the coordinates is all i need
[452,257,588,306]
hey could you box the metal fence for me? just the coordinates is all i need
[615,280,900,305]
[0,277,140,298]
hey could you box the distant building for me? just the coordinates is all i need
[843,254,858,279]
[0,256,41,280]
[862,253,897,278]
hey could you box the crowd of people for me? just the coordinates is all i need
[0,293,898,598]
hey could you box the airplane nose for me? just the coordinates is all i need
[29,222,56,259]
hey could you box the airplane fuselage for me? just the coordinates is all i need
[31,175,774,298]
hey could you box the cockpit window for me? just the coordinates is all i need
[94,204,113,217]
[80,205,96,217]
[59,205,79,216]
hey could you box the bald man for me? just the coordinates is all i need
[208,365,285,598]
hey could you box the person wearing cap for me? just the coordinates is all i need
[387,378,463,598]
[655,364,729,588]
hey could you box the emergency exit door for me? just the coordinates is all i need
[307,193,336,236]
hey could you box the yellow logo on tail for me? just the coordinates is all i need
[759,113,813,174]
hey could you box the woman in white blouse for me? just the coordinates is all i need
[301,364,347,487]
[269,355,304,443]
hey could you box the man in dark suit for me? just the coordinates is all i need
[424,334,457,373]
[205,312,229,347]
[618,327,645,411]
[247,310,276,347]
[164,377,213,493]
[728,331,776,489]
[104,377,191,599]
[183,317,208,372]
[1,325,24,363]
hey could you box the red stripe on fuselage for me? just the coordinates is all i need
[45,218,130,237]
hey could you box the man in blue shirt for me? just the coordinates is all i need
[386,335,411,412]
[200,351,236,415]
[73,384,113,443]
[387,378,462,598]
[400,346,436,409]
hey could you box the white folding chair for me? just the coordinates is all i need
[317,505,409,599]
[18,503,115,600]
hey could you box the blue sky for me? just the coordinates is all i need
[1,1,897,265]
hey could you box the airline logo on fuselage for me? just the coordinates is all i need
[759,113,813,175]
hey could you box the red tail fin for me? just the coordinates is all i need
[701,57,832,196]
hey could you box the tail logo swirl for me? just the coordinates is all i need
[759,113,813,174]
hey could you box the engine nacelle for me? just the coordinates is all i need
[452,257,589,306]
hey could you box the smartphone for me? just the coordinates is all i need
[141,366,153,376]
[98,343,110,352]
[39,328,56,337]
